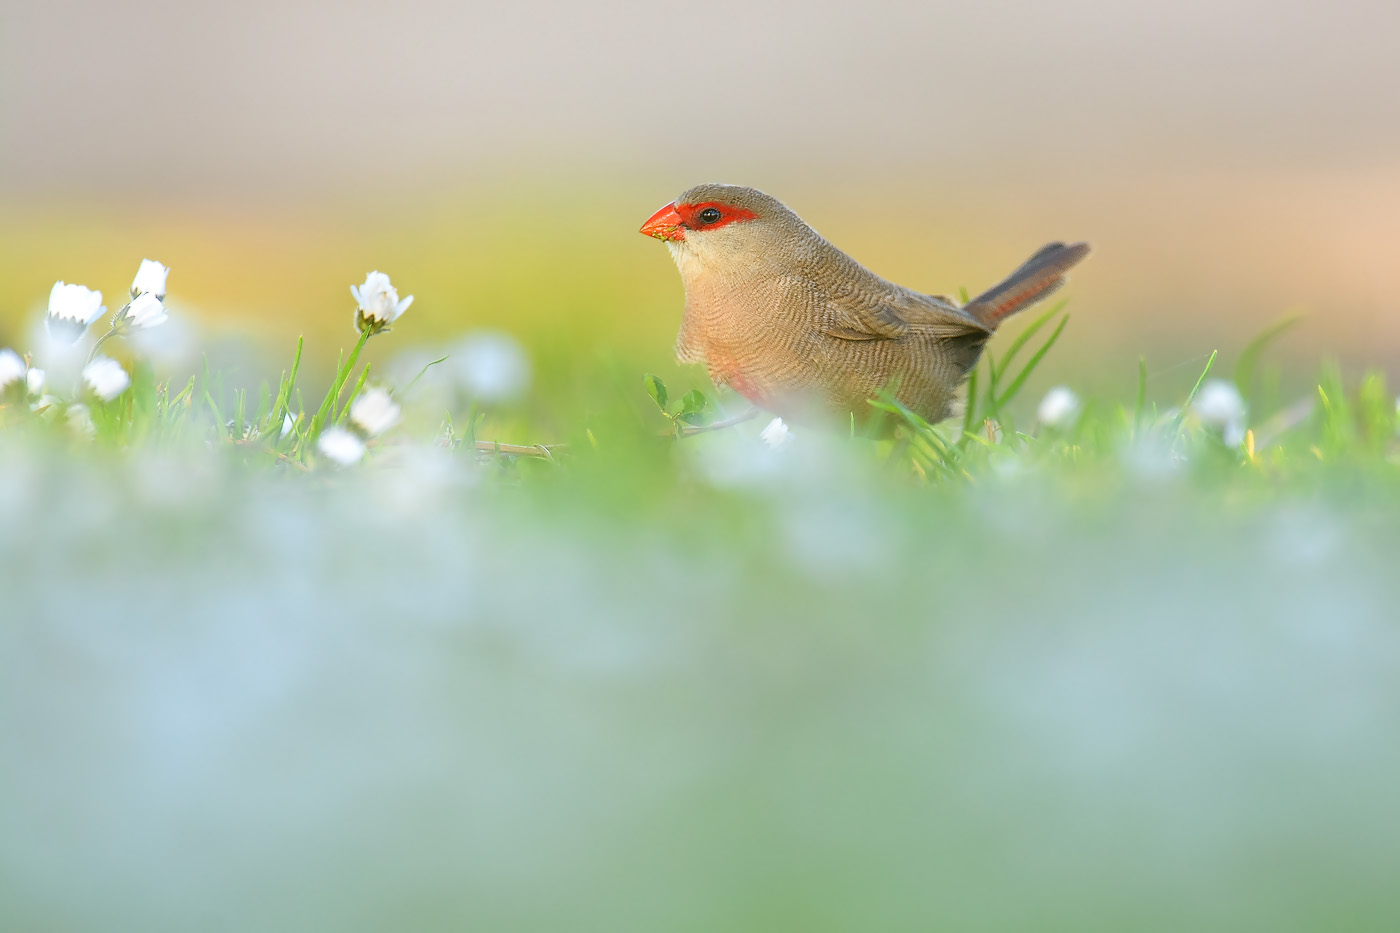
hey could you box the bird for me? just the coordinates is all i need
[639,183,1089,425]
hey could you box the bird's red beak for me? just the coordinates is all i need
[640,203,686,241]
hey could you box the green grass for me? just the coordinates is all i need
[4,288,1400,932]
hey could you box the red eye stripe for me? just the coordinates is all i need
[675,201,759,231]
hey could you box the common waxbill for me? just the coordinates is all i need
[640,183,1089,424]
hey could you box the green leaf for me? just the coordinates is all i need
[677,390,709,425]
[643,373,668,411]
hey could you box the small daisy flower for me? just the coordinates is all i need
[131,258,169,299]
[761,416,794,449]
[349,387,401,437]
[0,348,25,391]
[351,271,413,336]
[45,282,105,345]
[1193,379,1247,446]
[1037,385,1080,428]
[66,403,96,438]
[82,355,131,401]
[25,367,46,397]
[318,426,366,465]
[115,291,168,331]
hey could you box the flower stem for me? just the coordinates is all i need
[86,327,119,365]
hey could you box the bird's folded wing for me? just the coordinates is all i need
[820,287,988,342]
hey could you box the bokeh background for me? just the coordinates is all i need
[4,0,1399,408]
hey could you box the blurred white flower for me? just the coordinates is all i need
[117,291,168,330]
[1193,379,1247,446]
[25,367,46,397]
[131,258,169,299]
[454,331,531,402]
[281,412,295,438]
[317,427,366,465]
[1037,385,1080,428]
[0,348,24,390]
[30,393,61,415]
[760,417,793,449]
[351,271,413,335]
[66,403,95,438]
[82,355,131,401]
[124,310,199,369]
[349,387,401,437]
[45,282,105,345]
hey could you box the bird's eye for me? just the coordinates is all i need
[697,207,722,224]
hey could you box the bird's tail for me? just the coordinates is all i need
[964,242,1090,329]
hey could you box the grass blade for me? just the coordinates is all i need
[268,335,304,438]
[337,363,372,425]
[1171,349,1218,438]
[991,300,1066,386]
[304,330,370,454]
[1134,355,1147,436]
[1234,312,1302,400]
[404,355,449,396]
[994,313,1070,412]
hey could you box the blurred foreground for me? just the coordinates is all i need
[3,303,1400,929]
[3,429,1399,931]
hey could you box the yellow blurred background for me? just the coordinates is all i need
[3,0,1398,397]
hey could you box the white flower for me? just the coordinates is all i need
[1037,385,1080,428]
[0,348,24,390]
[350,271,413,335]
[66,403,95,438]
[349,387,401,437]
[1193,379,1247,446]
[25,367,46,397]
[118,291,168,330]
[281,412,295,438]
[82,355,131,401]
[131,258,169,299]
[317,427,366,465]
[760,416,794,449]
[454,331,531,402]
[31,394,61,415]
[45,282,105,345]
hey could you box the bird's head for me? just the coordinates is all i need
[640,184,812,274]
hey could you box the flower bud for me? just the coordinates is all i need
[0,348,25,391]
[350,271,413,336]
[760,416,794,449]
[131,259,169,299]
[317,427,366,465]
[349,387,401,437]
[115,291,168,331]
[82,355,131,401]
[1037,386,1080,428]
[45,282,105,345]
